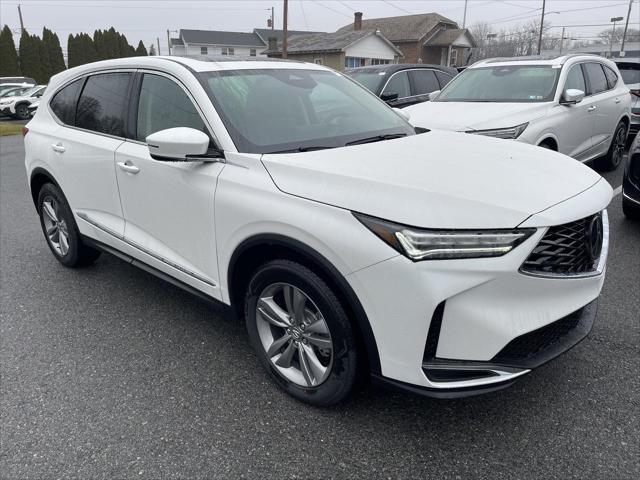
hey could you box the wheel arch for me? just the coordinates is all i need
[537,135,558,151]
[30,167,61,210]
[227,233,381,375]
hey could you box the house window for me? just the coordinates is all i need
[370,58,391,65]
[450,49,458,66]
[250,48,256,56]
[345,57,366,68]
[314,58,323,65]
[200,47,208,55]
[221,47,235,56]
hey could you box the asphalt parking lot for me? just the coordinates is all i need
[1,133,638,479]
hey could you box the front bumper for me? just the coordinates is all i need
[0,106,12,116]
[347,200,609,393]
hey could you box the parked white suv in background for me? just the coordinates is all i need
[24,57,611,406]
[0,85,47,120]
[405,54,631,171]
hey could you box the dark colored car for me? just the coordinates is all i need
[0,76,36,85]
[344,64,458,108]
[614,59,640,137]
[623,132,640,219]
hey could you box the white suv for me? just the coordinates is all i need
[25,57,611,406]
[405,54,631,171]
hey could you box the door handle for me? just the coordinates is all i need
[117,161,140,174]
[51,142,65,153]
[587,106,597,112]
[614,98,621,104]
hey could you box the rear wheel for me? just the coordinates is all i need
[596,121,627,171]
[37,183,101,267]
[623,195,640,220]
[244,259,358,406]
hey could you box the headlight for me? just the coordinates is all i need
[0,100,13,106]
[467,122,528,140]
[354,213,535,261]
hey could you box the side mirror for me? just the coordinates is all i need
[146,127,213,162]
[428,90,441,101]
[381,92,399,103]
[561,89,585,105]
[393,107,411,122]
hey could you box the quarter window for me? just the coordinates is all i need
[50,78,84,125]
[382,71,410,99]
[409,70,439,95]
[76,72,131,136]
[136,74,207,142]
[603,65,618,89]
[435,71,454,88]
[584,63,608,95]
[564,64,586,93]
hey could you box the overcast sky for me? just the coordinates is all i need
[1,0,637,56]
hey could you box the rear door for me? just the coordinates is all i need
[583,62,619,154]
[114,71,224,297]
[48,71,132,239]
[380,70,411,107]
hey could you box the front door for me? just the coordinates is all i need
[556,63,593,160]
[114,72,224,297]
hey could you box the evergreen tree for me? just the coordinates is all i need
[40,28,53,81]
[0,25,21,76]
[148,43,156,56]
[47,30,66,74]
[135,40,147,56]
[67,34,79,68]
[19,31,45,83]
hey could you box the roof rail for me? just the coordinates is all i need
[470,52,607,67]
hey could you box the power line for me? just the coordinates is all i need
[312,1,352,19]
[380,0,413,15]
[299,0,309,31]
[336,1,355,12]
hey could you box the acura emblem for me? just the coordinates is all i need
[585,215,603,262]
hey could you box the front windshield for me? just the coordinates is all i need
[344,70,386,94]
[2,87,30,98]
[199,68,414,154]
[436,65,560,103]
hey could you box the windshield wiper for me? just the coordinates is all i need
[267,145,336,154]
[345,133,407,146]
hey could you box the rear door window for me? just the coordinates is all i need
[50,78,84,126]
[409,70,440,96]
[584,63,608,95]
[76,72,132,137]
[435,71,454,89]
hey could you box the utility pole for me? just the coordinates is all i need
[282,0,288,58]
[462,0,468,28]
[610,16,624,57]
[157,37,161,56]
[620,0,634,56]
[558,26,565,55]
[17,4,25,33]
[167,29,171,55]
[537,0,546,55]
[271,6,275,30]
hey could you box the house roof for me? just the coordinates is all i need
[425,28,476,47]
[170,38,184,47]
[179,29,265,47]
[335,13,458,42]
[253,28,324,44]
[263,30,402,56]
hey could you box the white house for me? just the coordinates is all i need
[169,29,266,57]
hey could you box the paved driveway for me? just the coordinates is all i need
[1,134,638,479]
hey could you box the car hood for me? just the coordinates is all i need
[0,95,31,103]
[261,131,602,229]
[404,101,549,131]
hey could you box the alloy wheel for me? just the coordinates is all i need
[255,282,333,388]
[41,196,70,256]
[612,126,626,168]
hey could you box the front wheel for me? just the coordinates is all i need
[14,103,30,120]
[596,121,627,171]
[244,259,359,406]
[37,183,101,267]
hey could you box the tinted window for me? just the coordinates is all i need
[435,71,454,88]
[603,66,618,89]
[76,73,131,136]
[409,70,439,95]
[382,71,410,98]
[617,64,640,85]
[136,74,207,142]
[584,63,608,95]
[564,64,586,92]
[50,78,84,125]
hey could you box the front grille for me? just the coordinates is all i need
[491,301,596,369]
[521,212,603,276]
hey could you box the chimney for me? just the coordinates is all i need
[268,36,277,52]
[354,12,363,31]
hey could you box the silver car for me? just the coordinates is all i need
[615,58,640,137]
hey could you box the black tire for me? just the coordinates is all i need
[37,183,101,267]
[596,121,627,171]
[623,196,640,220]
[244,259,359,406]
[15,103,30,120]
[538,141,553,150]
